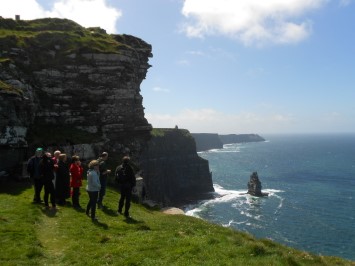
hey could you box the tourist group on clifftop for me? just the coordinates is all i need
[27,148,136,221]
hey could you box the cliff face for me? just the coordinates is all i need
[192,133,265,152]
[191,133,223,152]
[0,18,152,174]
[139,129,214,206]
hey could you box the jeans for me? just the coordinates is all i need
[44,180,56,207]
[86,191,99,219]
[33,178,43,202]
[118,185,132,216]
[97,175,107,205]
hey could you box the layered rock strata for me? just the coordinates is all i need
[0,18,152,175]
[139,128,214,206]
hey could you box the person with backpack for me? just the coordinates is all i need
[115,156,136,218]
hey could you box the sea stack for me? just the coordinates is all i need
[247,172,269,197]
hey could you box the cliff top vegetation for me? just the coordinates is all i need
[0,17,132,55]
[0,181,353,266]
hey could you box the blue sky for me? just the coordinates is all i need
[2,0,355,134]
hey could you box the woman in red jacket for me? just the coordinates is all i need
[70,155,84,209]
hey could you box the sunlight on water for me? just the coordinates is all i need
[187,134,355,260]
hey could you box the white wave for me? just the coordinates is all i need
[185,184,285,222]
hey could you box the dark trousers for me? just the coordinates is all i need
[33,178,44,202]
[72,187,80,207]
[44,180,56,207]
[118,186,132,216]
[86,191,99,219]
[97,175,107,205]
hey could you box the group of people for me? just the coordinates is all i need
[27,148,136,221]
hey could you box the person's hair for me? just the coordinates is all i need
[54,150,61,156]
[99,152,108,158]
[122,156,130,163]
[59,154,67,162]
[71,155,80,162]
[88,160,99,169]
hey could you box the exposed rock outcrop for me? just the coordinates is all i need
[247,172,268,197]
[139,128,214,206]
[0,18,152,175]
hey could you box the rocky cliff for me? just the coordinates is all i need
[192,133,265,152]
[139,128,214,206]
[191,133,223,152]
[0,17,152,175]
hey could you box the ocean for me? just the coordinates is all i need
[185,134,355,261]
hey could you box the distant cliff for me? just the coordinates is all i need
[0,18,152,175]
[191,133,223,152]
[139,128,214,206]
[192,133,265,152]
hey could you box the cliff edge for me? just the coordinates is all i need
[0,18,152,174]
[139,128,214,206]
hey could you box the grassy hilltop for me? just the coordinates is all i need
[0,181,353,266]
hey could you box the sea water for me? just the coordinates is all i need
[185,134,355,261]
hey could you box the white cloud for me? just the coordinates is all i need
[181,0,327,46]
[146,108,297,134]
[48,0,121,33]
[152,86,170,93]
[0,0,46,19]
[0,0,122,33]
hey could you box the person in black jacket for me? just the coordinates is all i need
[115,156,136,218]
[56,154,71,205]
[27,147,44,203]
[40,152,56,209]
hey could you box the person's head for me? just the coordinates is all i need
[45,152,52,158]
[122,156,130,164]
[99,152,108,160]
[88,160,100,169]
[59,153,67,162]
[53,150,61,158]
[35,147,43,157]
[72,155,80,165]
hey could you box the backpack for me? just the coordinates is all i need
[115,165,127,185]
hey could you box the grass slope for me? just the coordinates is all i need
[0,181,353,266]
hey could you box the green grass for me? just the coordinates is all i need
[0,181,353,266]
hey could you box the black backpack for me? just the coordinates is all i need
[115,165,127,184]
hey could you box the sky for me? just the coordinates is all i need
[1,0,355,134]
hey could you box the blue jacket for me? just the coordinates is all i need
[86,169,101,192]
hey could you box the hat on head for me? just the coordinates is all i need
[36,147,43,152]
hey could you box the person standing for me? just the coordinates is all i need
[52,150,61,188]
[115,156,136,218]
[70,155,83,209]
[40,152,56,210]
[97,152,111,209]
[27,147,44,203]
[56,154,70,205]
[86,160,101,221]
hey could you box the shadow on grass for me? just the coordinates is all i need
[40,206,59,218]
[101,205,119,217]
[0,180,32,195]
[92,219,109,230]
[123,216,144,225]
